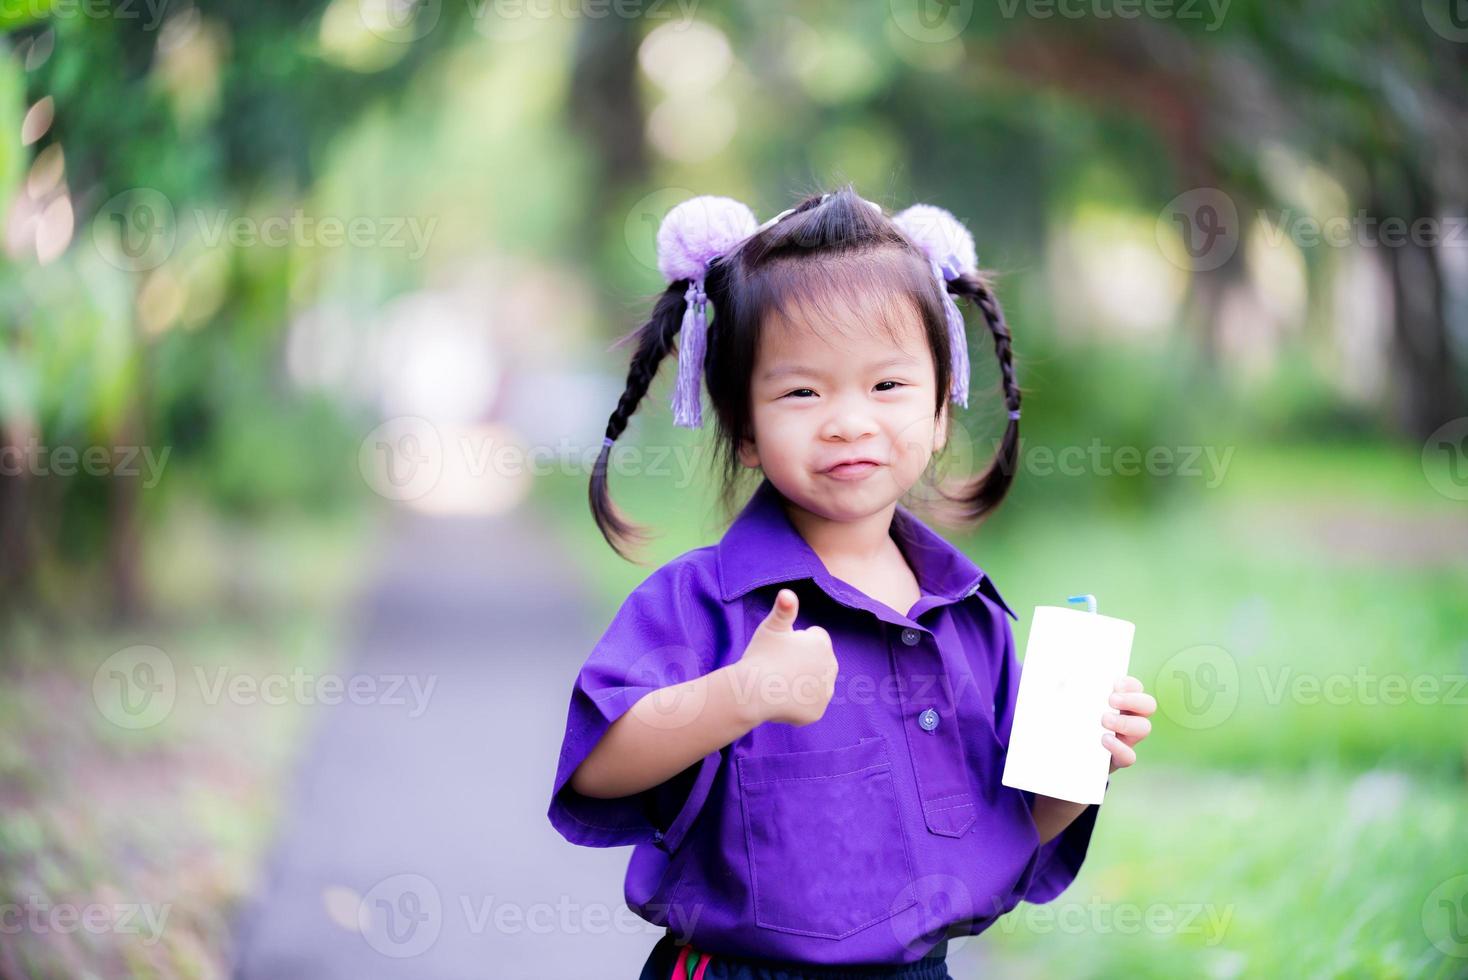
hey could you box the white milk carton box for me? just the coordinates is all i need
[1000,600,1136,805]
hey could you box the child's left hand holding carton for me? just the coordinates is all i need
[1102,675,1156,773]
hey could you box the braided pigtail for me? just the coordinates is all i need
[591,194,760,560]
[892,202,1024,525]
[947,272,1023,522]
[590,282,688,562]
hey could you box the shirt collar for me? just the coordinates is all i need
[714,476,1017,621]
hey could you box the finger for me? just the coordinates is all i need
[1113,675,1144,694]
[1102,732,1136,767]
[1101,712,1151,740]
[1107,691,1157,716]
[759,588,799,633]
[803,624,831,643]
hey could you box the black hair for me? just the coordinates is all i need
[590,184,1023,561]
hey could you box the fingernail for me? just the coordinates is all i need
[1108,694,1121,706]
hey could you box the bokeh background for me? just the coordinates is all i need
[2,1,1467,977]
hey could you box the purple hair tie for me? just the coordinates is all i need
[893,204,982,412]
[655,196,760,428]
[602,435,614,449]
[1009,409,1021,420]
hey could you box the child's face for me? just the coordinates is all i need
[738,293,947,524]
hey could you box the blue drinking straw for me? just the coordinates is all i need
[1067,594,1098,614]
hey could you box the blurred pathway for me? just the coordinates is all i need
[229,505,660,979]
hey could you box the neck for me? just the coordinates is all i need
[782,497,900,572]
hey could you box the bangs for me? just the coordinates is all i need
[742,248,942,351]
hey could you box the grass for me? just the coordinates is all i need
[977,766,1468,979]
[532,433,1468,978]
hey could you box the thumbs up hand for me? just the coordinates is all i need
[736,589,838,727]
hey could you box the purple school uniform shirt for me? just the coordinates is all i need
[548,476,1101,965]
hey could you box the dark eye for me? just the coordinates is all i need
[875,381,903,392]
[784,388,817,398]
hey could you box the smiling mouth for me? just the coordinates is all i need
[822,461,883,480]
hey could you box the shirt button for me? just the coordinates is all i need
[900,628,921,646]
[652,829,664,844]
[918,708,939,731]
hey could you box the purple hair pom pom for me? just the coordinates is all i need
[654,196,759,428]
[892,204,978,278]
[656,196,759,284]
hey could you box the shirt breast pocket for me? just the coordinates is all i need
[736,735,917,940]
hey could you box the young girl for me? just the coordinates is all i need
[548,187,1155,979]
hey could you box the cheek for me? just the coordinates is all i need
[889,409,938,458]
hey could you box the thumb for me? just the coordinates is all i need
[759,588,799,633]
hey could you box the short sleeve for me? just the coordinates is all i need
[547,557,726,853]
[990,600,1103,905]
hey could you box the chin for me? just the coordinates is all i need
[809,482,903,517]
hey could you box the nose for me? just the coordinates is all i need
[818,393,880,443]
